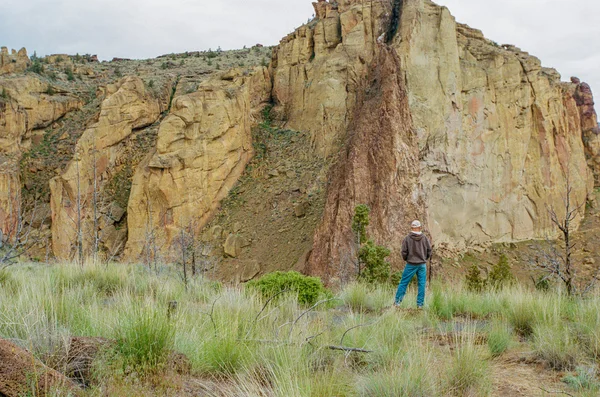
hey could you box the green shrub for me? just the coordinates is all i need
[352,204,370,244]
[29,59,44,74]
[488,254,514,289]
[246,271,329,306]
[360,365,436,396]
[359,240,391,284]
[533,275,551,292]
[0,87,8,100]
[574,304,600,359]
[44,85,56,95]
[465,265,485,292]
[430,285,454,320]
[65,67,75,81]
[390,271,402,286]
[114,305,175,372]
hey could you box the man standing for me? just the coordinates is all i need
[394,220,432,308]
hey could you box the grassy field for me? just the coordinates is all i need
[1,263,599,396]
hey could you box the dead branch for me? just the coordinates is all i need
[340,322,376,346]
[538,387,575,397]
[326,345,373,353]
[198,296,220,337]
[245,288,292,339]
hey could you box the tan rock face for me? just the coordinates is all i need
[299,0,598,279]
[124,67,271,261]
[391,0,594,254]
[50,76,170,260]
[0,47,30,75]
[271,0,390,156]
[0,75,82,238]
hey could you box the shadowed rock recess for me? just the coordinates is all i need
[0,0,598,281]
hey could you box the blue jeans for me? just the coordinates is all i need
[394,263,427,307]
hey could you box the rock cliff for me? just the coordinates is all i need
[394,0,593,254]
[0,75,82,238]
[0,0,598,280]
[303,0,596,276]
[271,0,390,156]
[307,47,423,280]
[124,67,271,261]
[50,76,171,260]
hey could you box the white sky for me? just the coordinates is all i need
[1,0,599,93]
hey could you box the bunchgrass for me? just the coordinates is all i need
[359,344,437,396]
[562,365,600,394]
[532,322,579,370]
[444,329,492,396]
[341,282,392,312]
[487,318,512,357]
[113,302,175,373]
[1,262,599,394]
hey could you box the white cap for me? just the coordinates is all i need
[411,220,422,228]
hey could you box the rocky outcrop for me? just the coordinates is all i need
[50,76,171,260]
[571,78,600,186]
[0,47,30,75]
[271,0,391,156]
[0,337,80,397]
[392,0,593,254]
[307,47,424,279]
[0,75,82,238]
[300,0,598,278]
[124,67,271,260]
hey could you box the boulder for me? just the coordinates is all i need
[0,337,80,396]
[100,225,127,255]
[108,202,126,222]
[228,259,261,284]
[223,234,250,258]
[293,201,309,218]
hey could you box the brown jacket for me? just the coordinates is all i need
[401,232,432,265]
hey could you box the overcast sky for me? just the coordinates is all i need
[1,0,598,93]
